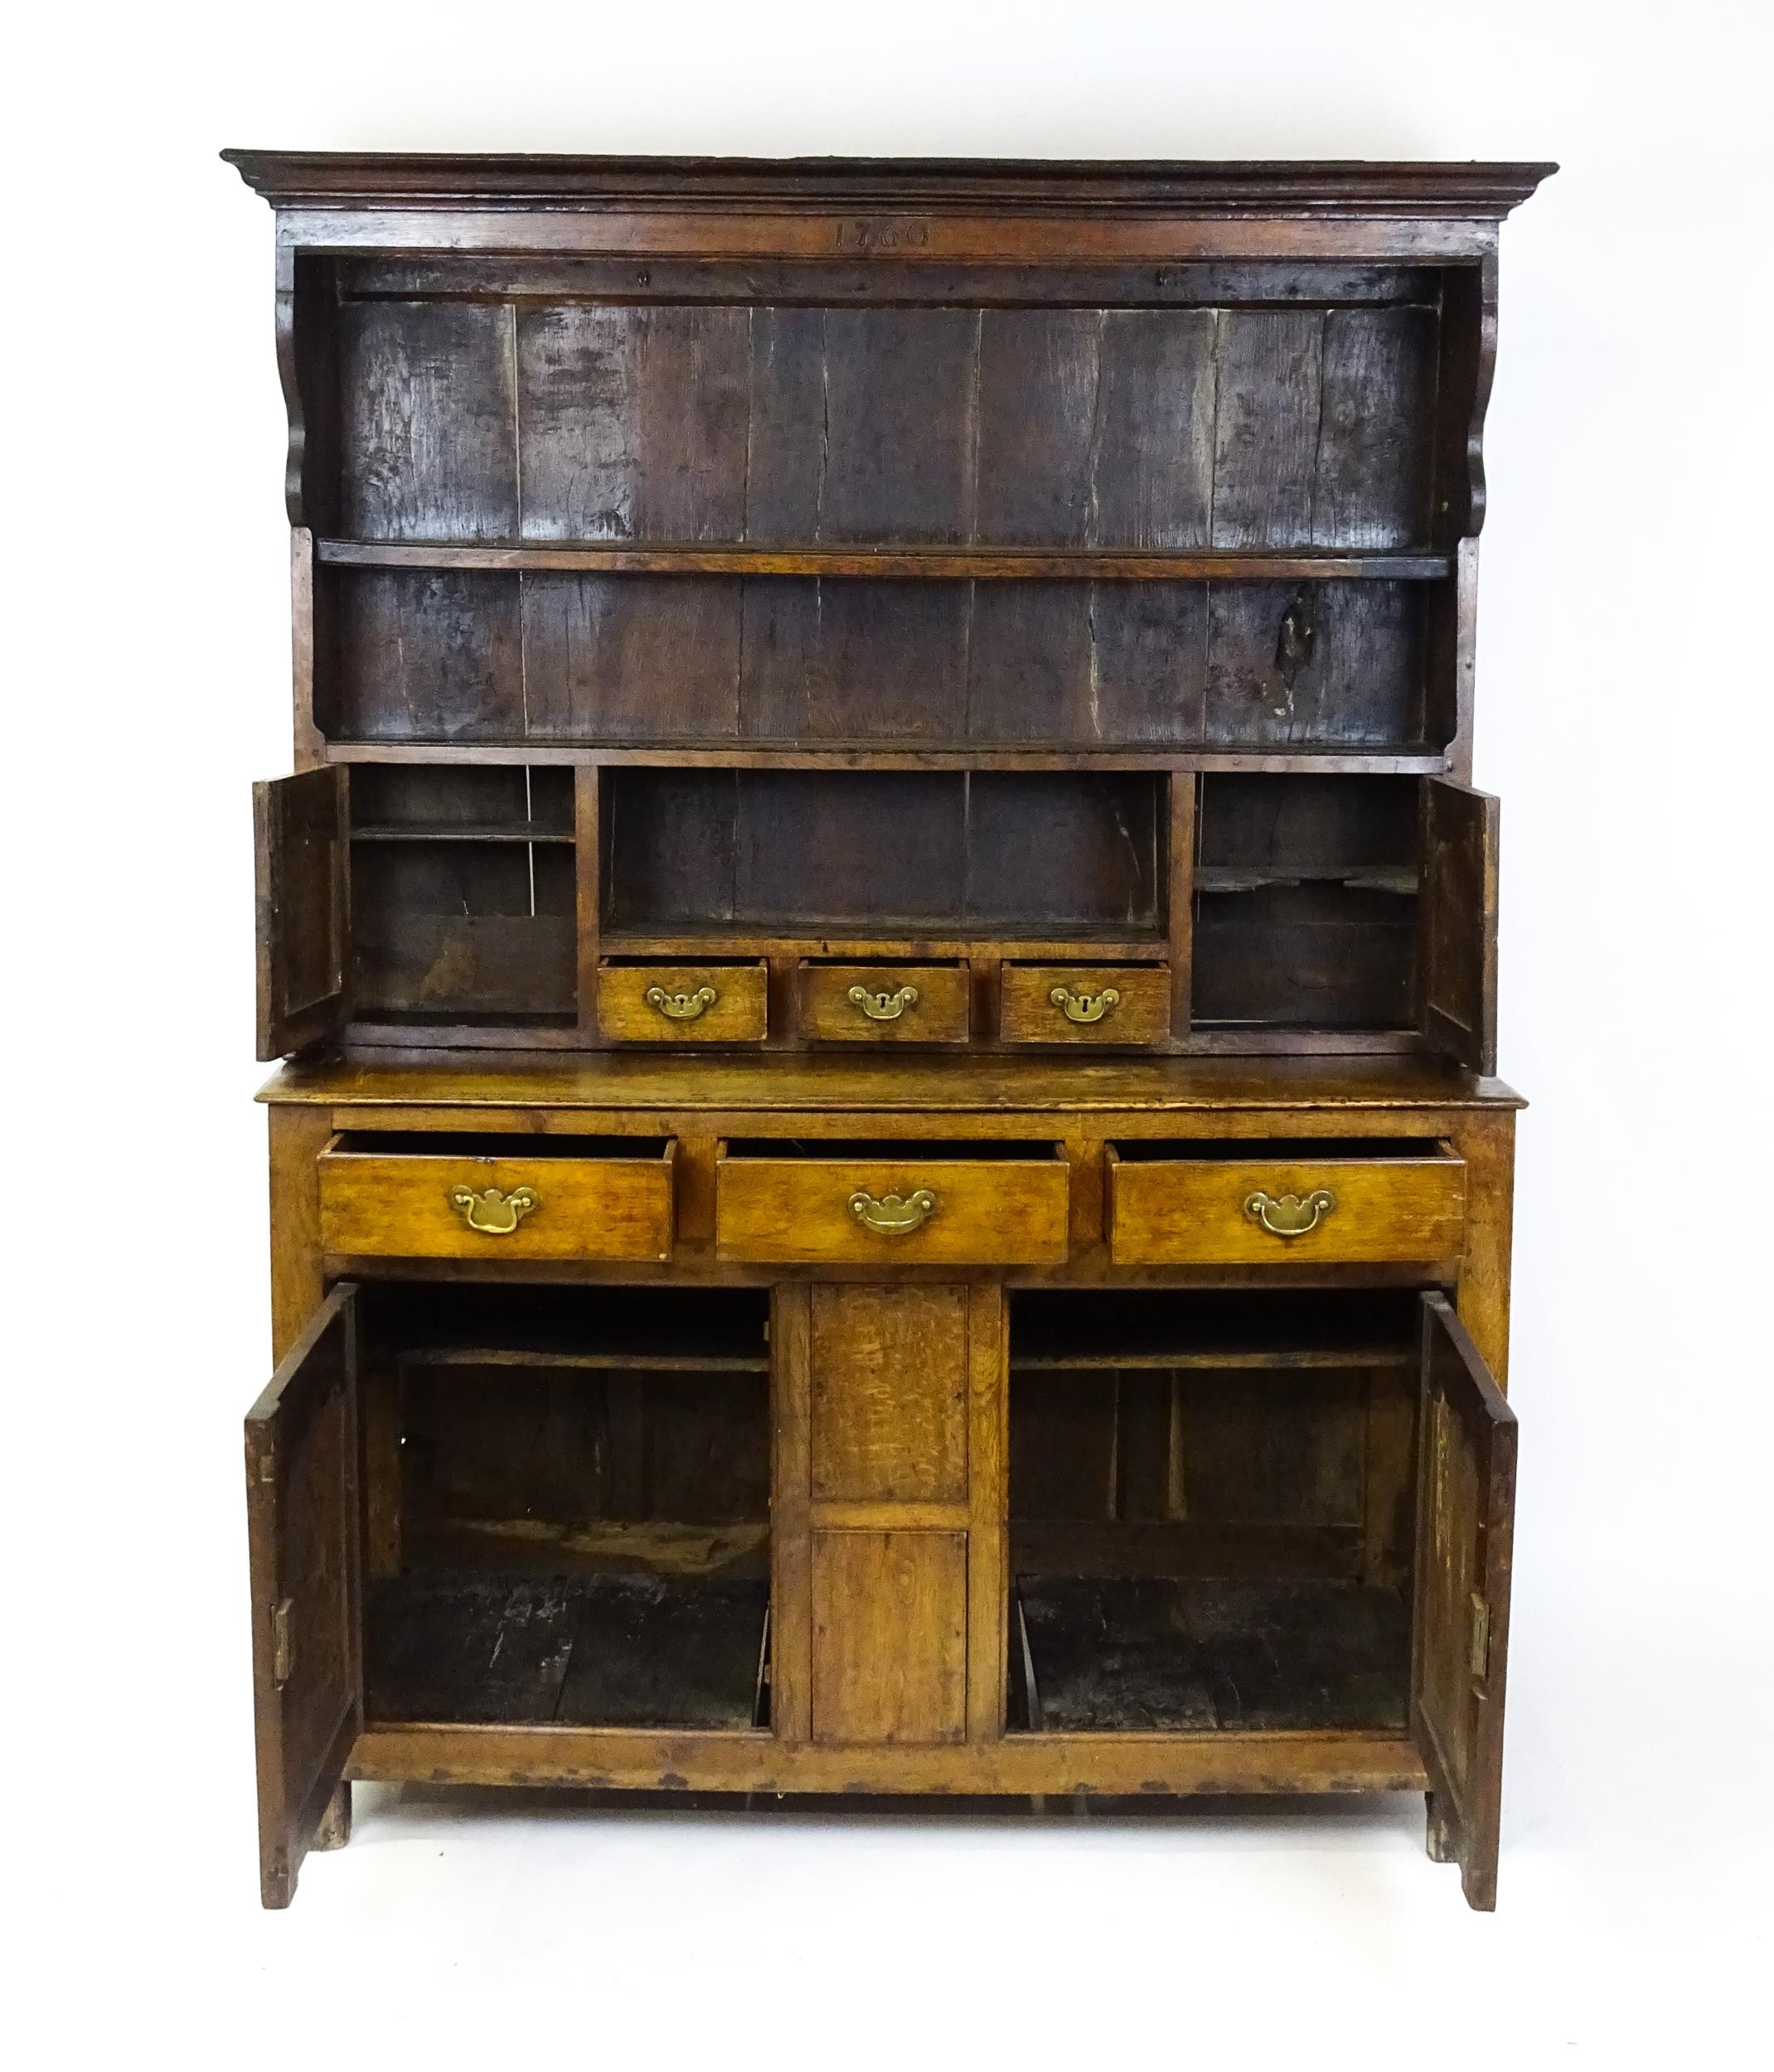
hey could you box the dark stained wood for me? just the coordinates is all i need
[245,1285,362,1908]
[1418,777,1500,1072]
[254,767,349,1059]
[1411,1293,1516,1910]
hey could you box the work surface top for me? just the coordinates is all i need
[260,1051,1525,1115]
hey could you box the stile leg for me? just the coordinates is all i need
[1425,1790,1457,1864]
[314,1779,353,1852]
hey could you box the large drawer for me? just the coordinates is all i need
[318,1132,676,1262]
[1108,1138,1466,1266]
[715,1140,1069,1265]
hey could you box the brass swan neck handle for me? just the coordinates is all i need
[1243,1187,1337,1239]
[646,983,718,1021]
[1050,984,1121,1025]
[846,1187,938,1236]
[848,983,919,1022]
[447,1183,540,1236]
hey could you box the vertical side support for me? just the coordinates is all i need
[268,1102,336,1363]
[966,1281,1009,1743]
[291,527,326,771]
[1167,770,1196,1039]
[575,762,602,1040]
[770,1283,813,1743]
[1443,1108,1517,1386]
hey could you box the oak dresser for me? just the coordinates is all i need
[228,152,1551,1909]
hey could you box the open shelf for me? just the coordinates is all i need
[351,822,573,845]
[317,539,1453,582]
[360,1283,772,1731]
[1015,1576,1408,1733]
[1011,1288,1421,1370]
[366,1572,768,1728]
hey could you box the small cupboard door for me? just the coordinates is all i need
[1412,1291,1517,1910]
[254,767,349,1059]
[245,1285,362,1908]
[1417,777,1498,1073]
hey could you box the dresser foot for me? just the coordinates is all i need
[1425,1790,1457,1864]
[314,1780,352,1852]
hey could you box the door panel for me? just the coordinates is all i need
[811,1529,967,1745]
[245,1285,361,1907]
[254,767,349,1059]
[810,1285,968,1504]
[1411,1290,1516,1910]
[1417,776,1498,1072]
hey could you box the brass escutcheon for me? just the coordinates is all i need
[1050,985,1121,1024]
[846,1187,938,1236]
[1243,1186,1337,1239]
[848,983,919,1022]
[646,984,717,1021]
[447,1183,540,1236]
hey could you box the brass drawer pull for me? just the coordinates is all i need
[1244,1187,1337,1239]
[847,983,919,1021]
[646,983,717,1021]
[847,1187,938,1236]
[1050,984,1120,1024]
[447,1183,540,1236]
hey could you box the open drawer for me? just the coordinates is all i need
[1107,1137,1466,1266]
[715,1138,1070,1265]
[317,1131,676,1262]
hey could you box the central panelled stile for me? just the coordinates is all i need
[772,1284,1007,1749]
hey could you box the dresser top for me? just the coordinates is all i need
[224,152,1555,219]
[259,1053,1524,1115]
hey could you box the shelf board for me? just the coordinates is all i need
[325,742,1451,776]
[351,821,574,845]
[601,927,1169,961]
[317,539,1453,582]
[1194,864,1419,895]
[1012,1344,1414,1372]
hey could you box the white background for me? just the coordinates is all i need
[7,2,1770,2063]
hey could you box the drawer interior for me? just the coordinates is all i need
[1110,1135,1454,1162]
[361,1284,770,1731]
[1006,1289,1419,1736]
[329,1130,671,1160]
[721,1136,1062,1162]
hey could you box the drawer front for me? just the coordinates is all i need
[318,1145,676,1261]
[596,961,768,1043]
[1001,963,1171,1046]
[716,1153,1069,1265]
[1109,1149,1466,1266]
[798,963,970,1045]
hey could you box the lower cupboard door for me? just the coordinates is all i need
[810,1529,967,1745]
[1412,1291,1518,1910]
[245,1285,362,1908]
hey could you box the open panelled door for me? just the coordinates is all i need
[245,1285,361,1909]
[1412,1291,1517,1910]
[1418,777,1498,1073]
[254,767,349,1059]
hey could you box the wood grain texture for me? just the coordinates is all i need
[797,962,971,1045]
[317,1140,675,1261]
[595,961,768,1043]
[245,1285,361,1908]
[810,1285,968,1504]
[770,1285,814,1742]
[1412,1293,1515,1910]
[1000,964,1172,1046]
[1107,1145,1466,1265]
[254,767,349,1059]
[811,1529,968,1745]
[715,1148,1070,1265]
[268,1106,335,1362]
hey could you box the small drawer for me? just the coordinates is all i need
[596,961,768,1043]
[798,961,970,1045]
[1000,962,1171,1045]
[715,1139,1070,1265]
[318,1132,676,1262]
[1107,1137,1466,1266]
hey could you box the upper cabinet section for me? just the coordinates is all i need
[327,293,1441,555]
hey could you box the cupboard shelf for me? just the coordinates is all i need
[316,539,1455,582]
[1194,864,1420,895]
[327,741,1453,776]
[351,821,574,845]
